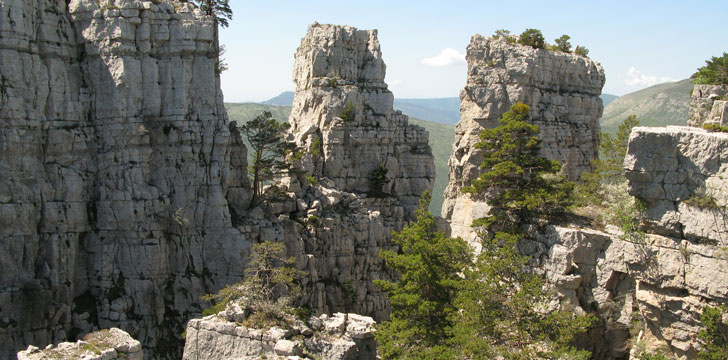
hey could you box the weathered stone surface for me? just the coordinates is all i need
[688,84,728,127]
[289,23,435,211]
[276,23,435,320]
[534,224,728,359]
[0,0,249,358]
[17,328,142,360]
[182,312,376,360]
[624,126,728,242]
[442,35,605,243]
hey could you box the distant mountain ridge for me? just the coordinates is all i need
[600,79,692,134]
[261,91,619,126]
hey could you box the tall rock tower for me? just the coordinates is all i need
[289,23,434,211]
[276,23,435,320]
[442,35,605,242]
[0,1,249,358]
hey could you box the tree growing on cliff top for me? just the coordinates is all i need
[691,52,728,85]
[554,34,572,53]
[194,0,233,28]
[375,191,471,359]
[518,28,545,49]
[241,111,298,209]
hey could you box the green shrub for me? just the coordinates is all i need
[340,102,354,121]
[493,29,516,44]
[684,195,720,209]
[305,174,318,185]
[574,45,589,57]
[518,28,545,49]
[691,52,728,85]
[703,123,728,133]
[698,305,728,359]
[554,34,572,53]
[368,164,390,197]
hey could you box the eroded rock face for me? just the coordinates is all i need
[275,24,435,320]
[17,328,142,360]
[0,0,249,358]
[624,126,728,243]
[688,84,728,127]
[442,35,605,242]
[534,224,728,359]
[289,23,434,211]
[182,312,376,360]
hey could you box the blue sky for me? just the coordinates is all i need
[219,1,727,102]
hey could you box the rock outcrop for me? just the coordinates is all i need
[182,312,376,360]
[0,0,250,358]
[625,126,727,243]
[17,328,142,360]
[273,23,435,320]
[442,35,605,242]
[688,84,728,127]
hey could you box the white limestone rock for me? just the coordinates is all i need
[17,328,142,360]
[442,35,605,243]
[688,84,728,127]
[182,312,376,360]
[624,126,728,242]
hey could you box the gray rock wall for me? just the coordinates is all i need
[688,84,728,127]
[0,0,250,358]
[625,126,728,243]
[442,35,605,242]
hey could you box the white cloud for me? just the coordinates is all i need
[624,67,675,88]
[420,48,466,67]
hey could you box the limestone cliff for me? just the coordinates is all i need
[688,84,728,127]
[442,35,605,243]
[270,23,435,320]
[0,0,250,358]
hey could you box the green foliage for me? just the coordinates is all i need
[691,52,728,85]
[307,215,319,228]
[518,28,545,49]
[375,192,471,360]
[201,241,305,329]
[576,115,639,206]
[574,45,589,57]
[305,174,318,186]
[340,102,355,121]
[309,135,322,157]
[194,0,232,28]
[703,123,728,133]
[554,34,572,53]
[636,353,669,360]
[464,103,574,233]
[455,102,592,358]
[368,164,390,197]
[684,195,720,209]
[493,29,516,44]
[698,305,728,359]
[215,44,228,75]
[241,111,298,208]
[453,226,593,359]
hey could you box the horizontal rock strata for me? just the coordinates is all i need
[443,35,605,243]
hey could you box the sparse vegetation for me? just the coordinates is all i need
[554,34,572,53]
[368,164,390,197]
[201,241,305,329]
[193,0,233,28]
[574,45,589,57]
[698,305,728,359]
[340,102,355,122]
[703,123,728,133]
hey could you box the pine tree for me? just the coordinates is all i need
[456,102,593,359]
[375,192,471,360]
[240,111,298,208]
